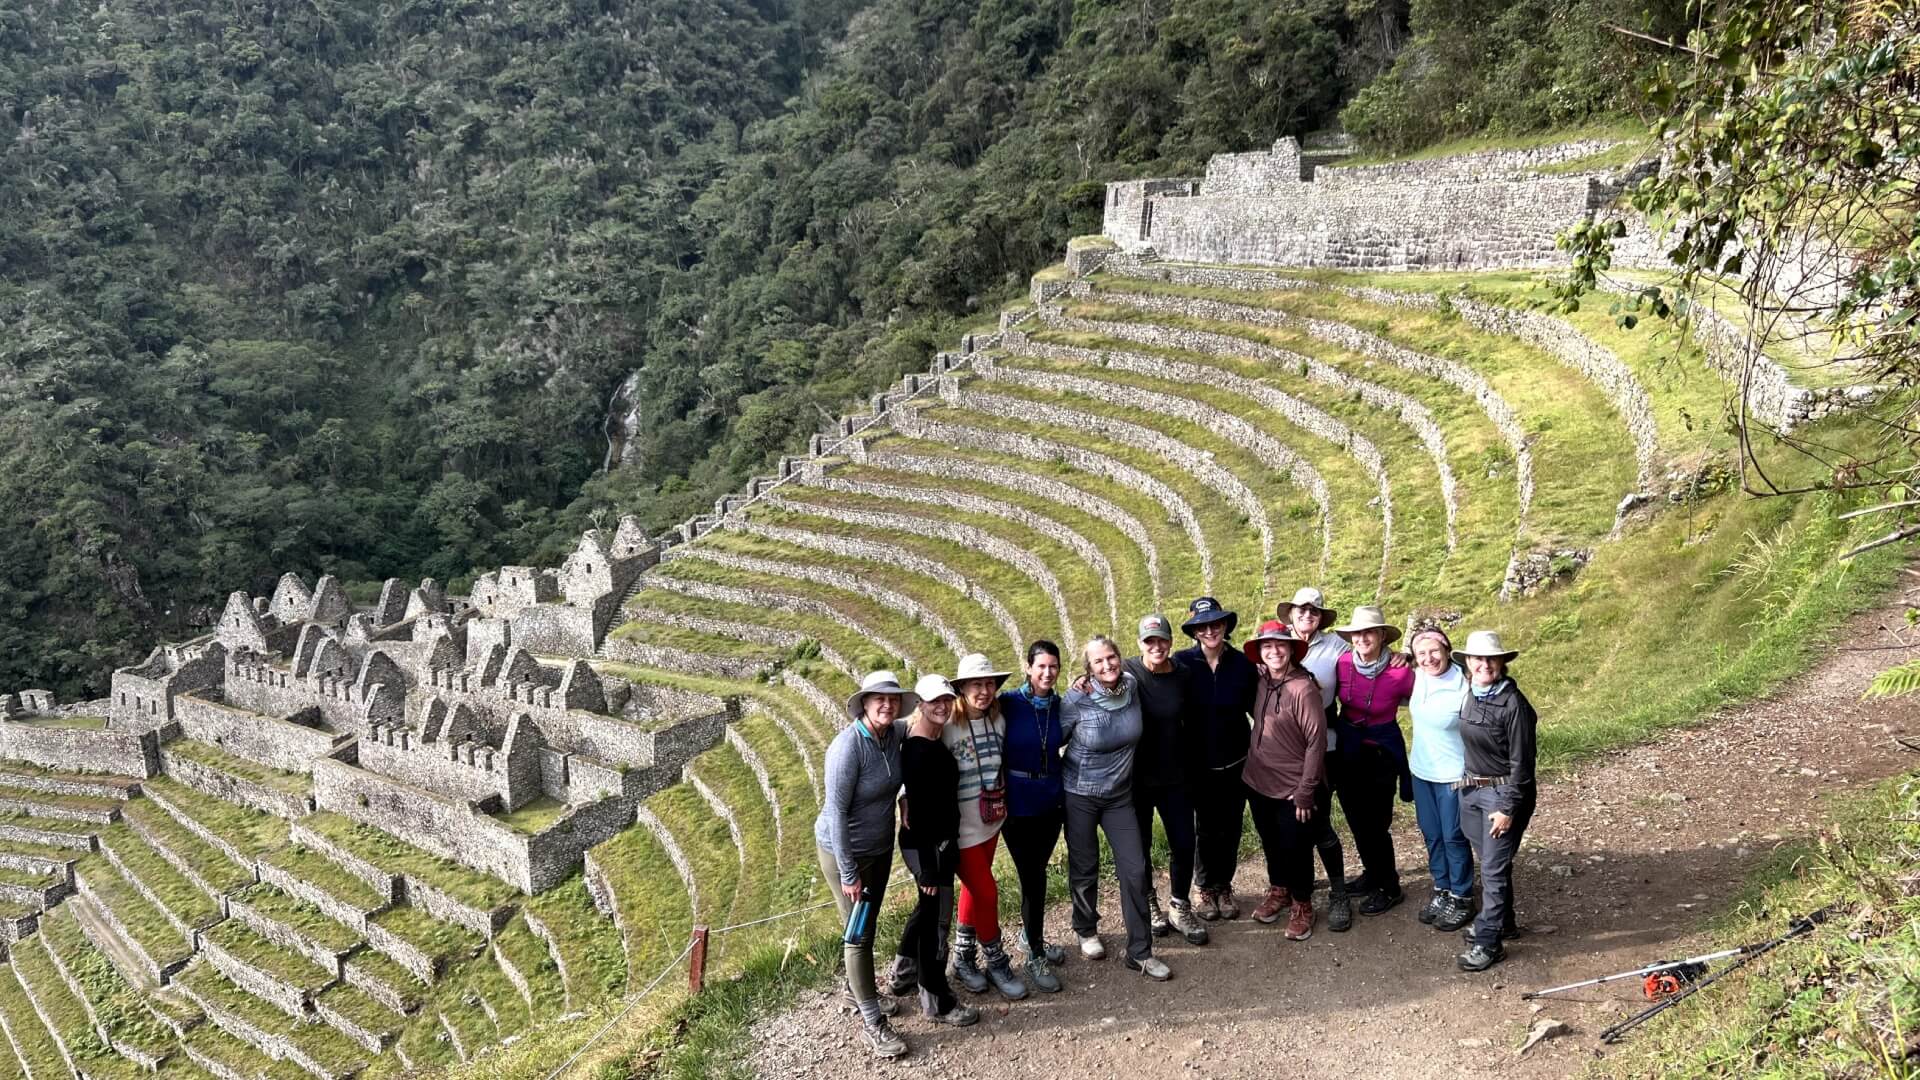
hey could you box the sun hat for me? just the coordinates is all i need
[1283,586,1337,625]
[1452,630,1520,664]
[844,670,918,721]
[913,673,957,703]
[1332,604,1402,647]
[1137,614,1173,642]
[1180,596,1238,638]
[1242,619,1308,665]
[950,652,1013,689]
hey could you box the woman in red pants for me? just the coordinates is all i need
[945,652,1029,1000]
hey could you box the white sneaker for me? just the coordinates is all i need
[1125,955,1172,981]
[1078,933,1106,960]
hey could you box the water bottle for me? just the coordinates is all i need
[843,879,878,946]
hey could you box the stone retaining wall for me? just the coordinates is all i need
[0,792,116,826]
[762,492,1076,647]
[310,758,541,895]
[742,700,822,805]
[0,769,137,800]
[73,869,178,985]
[624,607,854,679]
[0,723,159,778]
[257,861,385,936]
[1089,274,1536,524]
[724,726,784,853]
[160,748,313,820]
[633,807,698,926]
[125,807,239,900]
[888,406,1215,591]
[226,894,355,979]
[664,545,969,663]
[726,518,1026,659]
[0,820,90,851]
[869,450,1161,606]
[172,693,341,774]
[596,636,770,680]
[637,574,916,674]
[201,932,319,1019]
[1312,141,1634,187]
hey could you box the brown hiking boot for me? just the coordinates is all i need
[1195,888,1222,922]
[1216,888,1241,920]
[1252,886,1291,924]
[1284,900,1315,941]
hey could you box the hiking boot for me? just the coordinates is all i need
[1252,886,1291,924]
[951,925,989,994]
[927,1003,980,1027]
[1359,886,1405,916]
[1456,944,1505,973]
[1078,933,1107,960]
[1284,899,1314,941]
[1124,955,1172,981]
[1435,894,1475,932]
[1216,888,1241,920]
[1195,888,1222,922]
[1168,898,1210,946]
[981,939,1029,1001]
[862,1017,908,1058]
[1417,890,1447,925]
[1326,888,1353,933]
[1148,893,1173,937]
[885,955,919,996]
[1024,953,1062,994]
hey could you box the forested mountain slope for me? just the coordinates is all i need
[0,0,1669,695]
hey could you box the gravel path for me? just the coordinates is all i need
[747,593,1920,1078]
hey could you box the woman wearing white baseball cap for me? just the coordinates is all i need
[816,670,916,1057]
[1452,631,1538,974]
[890,674,980,1028]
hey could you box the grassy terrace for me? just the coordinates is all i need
[142,777,289,858]
[12,714,107,730]
[163,739,310,796]
[177,961,367,1077]
[0,961,67,1079]
[732,710,822,875]
[95,822,223,930]
[231,883,362,955]
[645,555,950,672]
[315,982,405,1040]
[607,620,781,663]
[0,863,59,890]
[342,949,424,1010]
[1000,345,1389,592]
[524,874,629,1005]
[75,862,193,969]
[1026,321,1497,605]
[119,800,254,895]
[685,745,779,957]
[642,784,738,947]
[12,930,112,1062]
[492,914,568,1018]
[496,795,569,835]
[368,905,485,970]
[299,812,516,912]
[38,905,175,1061]
[262,842,390,913]
[0,783,123,818]
[203,920,334,997]
[770,483,1115,640]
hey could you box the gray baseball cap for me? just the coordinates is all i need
[1137,613,1173,641]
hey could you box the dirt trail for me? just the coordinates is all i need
[748,595,1920,1079]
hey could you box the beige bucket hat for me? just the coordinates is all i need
[951,652,1012,690]
[1332,604,1402,647]
[844,670,918,721]
[1452,630,1520,664]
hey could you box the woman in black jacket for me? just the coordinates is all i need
[895,674,982,1024]
[1451,631,1537,973]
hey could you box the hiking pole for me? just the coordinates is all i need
[1598,907,1833,1044]
[1521,949,1744,1000]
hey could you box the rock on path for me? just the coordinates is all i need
[747,593,1920,1079]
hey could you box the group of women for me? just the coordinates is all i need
[814,589,1539,1058]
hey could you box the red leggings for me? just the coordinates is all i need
[955,835,1002,944]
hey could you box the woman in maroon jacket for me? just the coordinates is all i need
[1239,620,1326,941]
[1331,605,1415,916]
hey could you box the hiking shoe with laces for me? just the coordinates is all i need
[1168,898,1210,945]
[1195,888,1222,922]
[1435,893,1474,932]
[1125,955,1172,981]
[1078,933,1107,960]
[1252,885,1291,924]
[1359,886,1404,916]
[1216,889,1241,920]
[951,951,989,994]
[1417,890,1447,925]
[982,940,1029,1001]
[862,1017,908,1058]
[927,1003,980,1027]
[1024,953,1062,993]
[1148,893,1173,937]
[1456,943,1504,972]
[1326,890,1353,933]
[1284,900,1314,941]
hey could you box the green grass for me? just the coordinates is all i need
[342,948,425,1010]
[315,981,405,1041]
[177,961,367,1077]
[610,618,782,663]
[299,812,516,911]
[13,714,108,730]
[0,863,59,890]
[164,739,310,796]
[37,905,174,1059]
[640,782,738,946]
[1331,118,1652,167]
[495,795,570,835]
[1598,773,1920,1076]
[368,904,484,970]
[524,873,631,1006]
[0,961,69,1079]
[685,745,781,963]
[12,931,112,1061]
[119,799,255,894]
[731,711,823,873]
[491,914,568,1019]
[262,843,391,912]
[203,920,334,994]
[142,776,289,858]
[0,783,123,817]
[0,811,100,837]
[75,862,193,969]
[230,882,363,954]
[96,823,223,929]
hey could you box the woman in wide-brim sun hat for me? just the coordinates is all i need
[1239,620,1326,941]
[943,653,1028,1001]
[1327,605,1415,918]
[1283,586,1354,931]
[1452,631,1537,975]
[1172,597,1257,921]
[817,669,915,1057]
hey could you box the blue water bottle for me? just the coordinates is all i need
[843,879,878,946]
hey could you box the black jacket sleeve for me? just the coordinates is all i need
[1496,688,1538,814]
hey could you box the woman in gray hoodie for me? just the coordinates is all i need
[1059,635,1170,982]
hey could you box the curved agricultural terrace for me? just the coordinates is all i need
[0,147,1899,1079]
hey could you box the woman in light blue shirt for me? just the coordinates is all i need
[1407,628,1475,932]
